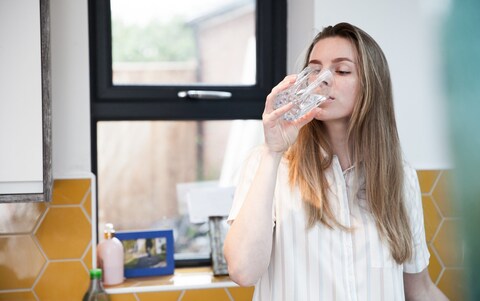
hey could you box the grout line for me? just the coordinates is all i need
[0,288,40,301]
[29,202,49,236]
[428,243,444,286]
[224,287,234,301]
[426,191,445,219]
[81,240,93,260]
[133,292,140,301]
[0,232,31,237]
[430,218,444,246]
[80,205,92,225]
[0,288,32,293]
[429,240,446,270]
[430,170,443,196]
[32,206,50,235]
[436,266,445,286]
[30,228,50,289]
[80,258,89,274]
[80,240,93,272]
[29,244,49,292]
[80,188,93,224]
[80,185,92,206]
[32,288,40,301]
[48,258,87,262]
[442,217,460,221]
[176,290,186,301]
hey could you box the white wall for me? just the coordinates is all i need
[51,0,91,178]
[51,0,451,177]
[287,0,315,73]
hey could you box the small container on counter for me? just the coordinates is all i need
[97,223,124,285]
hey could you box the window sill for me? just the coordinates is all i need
[104,267,238,294]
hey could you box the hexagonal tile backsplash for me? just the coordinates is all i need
[0,172,466,300]
[418,170,466,301]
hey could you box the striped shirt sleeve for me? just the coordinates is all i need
[227,146,264,224]
[402,164,430,273]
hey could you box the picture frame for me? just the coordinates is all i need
[115,229,175,278]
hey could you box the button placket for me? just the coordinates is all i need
[333,156,358,301]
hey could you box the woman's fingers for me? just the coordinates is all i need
[264,75,296,113]
[261,73,311,152]
[293,107,322,128]
[263,102,294,125]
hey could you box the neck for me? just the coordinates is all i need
[324,120,351,171]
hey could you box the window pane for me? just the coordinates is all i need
[97,120,263,261]
[111,0,256,86]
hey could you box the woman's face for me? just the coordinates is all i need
[308,36,360,123]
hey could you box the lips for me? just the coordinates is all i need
[322,97,335,105]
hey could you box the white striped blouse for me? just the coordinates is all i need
[227,147,430,301]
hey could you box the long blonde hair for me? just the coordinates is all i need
[287,23,413,264]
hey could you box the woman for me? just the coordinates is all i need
[224,23,448,300]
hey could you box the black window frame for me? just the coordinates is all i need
[88,0,286,267]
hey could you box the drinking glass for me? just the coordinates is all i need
[274,65,333,121]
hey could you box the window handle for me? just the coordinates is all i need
[177,90,232,99]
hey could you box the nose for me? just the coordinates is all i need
[319,69,333,87]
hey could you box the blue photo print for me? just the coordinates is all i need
[115,229,175,278]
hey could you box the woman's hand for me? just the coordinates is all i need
[262,75,319,153]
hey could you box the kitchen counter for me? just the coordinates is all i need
[104,267,237,294]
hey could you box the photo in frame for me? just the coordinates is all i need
[115,229,175,278]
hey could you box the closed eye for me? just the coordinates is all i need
[336,71,351,75]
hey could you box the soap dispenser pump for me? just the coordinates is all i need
[97,223,124,285]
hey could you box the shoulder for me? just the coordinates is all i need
[401,161,422,212]
[235,144,274,185]
[402,161,418,180]
[402,161,420,191]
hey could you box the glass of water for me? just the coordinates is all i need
[274,64,333,121]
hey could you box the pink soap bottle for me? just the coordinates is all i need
[97,223,124,286]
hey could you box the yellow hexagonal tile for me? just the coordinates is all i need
[82,191,92,219]
[35,207,91,259]
[427,246,443,284]
[181,288,231,301]
[422,195,442,242]
[0,236,46,290]
[432,171,459,217]
[437,268,466,301]
[0,291,37,301]
[34,261,89,301]
[417,170,440,194]
[432,220,463,267]
[228,286,255,301]
[110,294,138,301]
[83,244,93,270]
[137,291,182,301]
[0,202,46,234]
[52,179,91,205]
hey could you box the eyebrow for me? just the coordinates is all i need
[309,57,355,64]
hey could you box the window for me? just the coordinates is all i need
[89,0,286,266]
